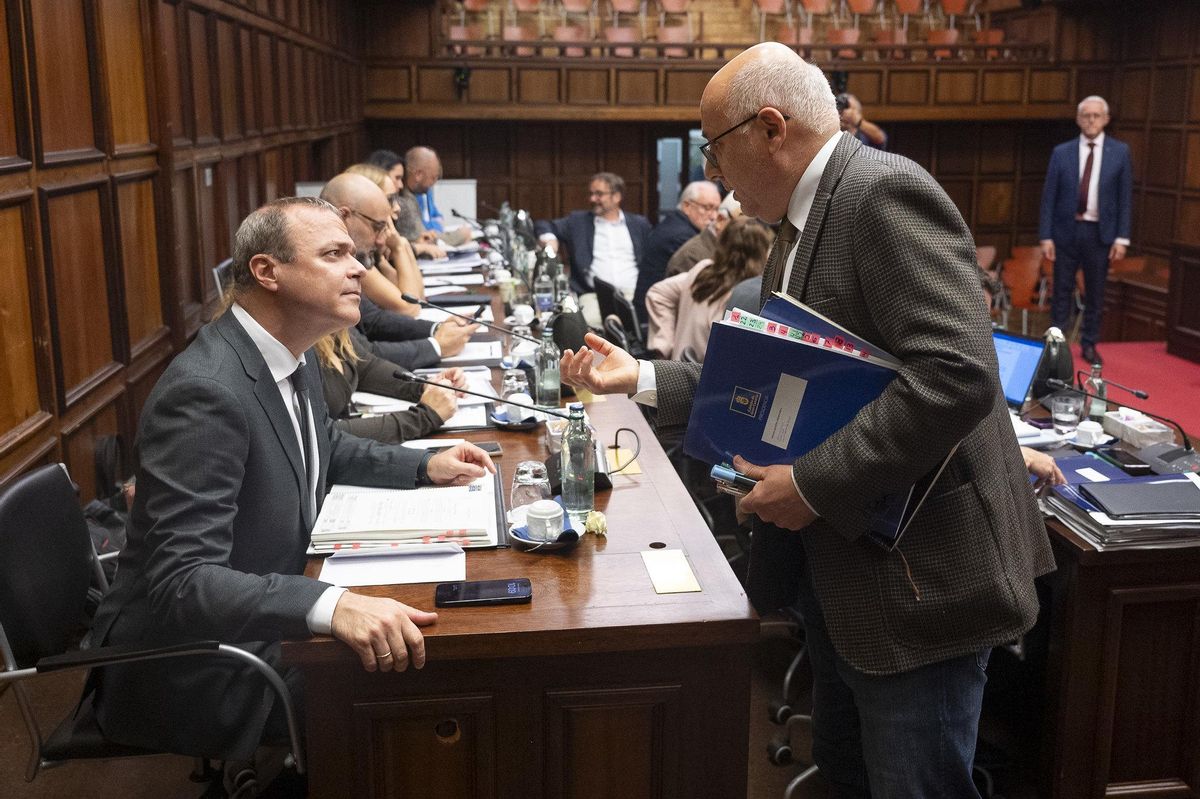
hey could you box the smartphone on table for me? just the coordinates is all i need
[435,578,532,607]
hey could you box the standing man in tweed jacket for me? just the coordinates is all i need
[561,43,1054,797]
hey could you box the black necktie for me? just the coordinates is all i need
[1077,141,1095,216]
[289,365,315,526]
[761,218,800,305]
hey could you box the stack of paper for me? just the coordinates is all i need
[1044,473,1200,548]
[311,476,501,552]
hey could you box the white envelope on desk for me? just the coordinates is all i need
[318,543,465,587]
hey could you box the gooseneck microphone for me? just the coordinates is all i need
[450,208,484,229]
[1074,370,1150,400]
[401,293,540,343]
[1047,378,1191,452]
[394,369,570,420]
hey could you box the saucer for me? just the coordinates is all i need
[508,526,579,551]
[491,414,541,431]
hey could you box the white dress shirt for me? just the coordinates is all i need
[229,304,345,633]
[630,130,842,512]
[1077,132,1130,247]
[591,211,639,296]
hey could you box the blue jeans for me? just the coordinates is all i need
[793,559,989,798]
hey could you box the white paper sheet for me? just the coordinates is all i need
[318,544,465,587]
[425,274,485,287]
[440,340,503,365]
[425,285,468,296]
[419,305,494,323]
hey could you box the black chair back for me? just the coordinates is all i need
[611,288,645,350]
[593,276,619,323]
[0,465,92,668]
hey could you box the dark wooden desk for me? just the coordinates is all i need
[1040,521,1200,799]
[283,392,759,799]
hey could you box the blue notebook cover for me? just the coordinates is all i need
[1051,454,1129,485]
[684,321,951,549]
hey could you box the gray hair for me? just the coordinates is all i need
[724,51,838,138]
[591,171,625,196]
[228,196,339,292]
[1077,95,1110,115]
[680,180,720,205]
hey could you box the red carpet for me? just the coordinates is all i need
[1071,341,1200,436]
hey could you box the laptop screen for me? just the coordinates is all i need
[993,331,1045,407]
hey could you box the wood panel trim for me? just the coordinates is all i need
[0,0,32,173]
[21,0,109,167]
[36,174,124,412]
[0,434,56,491]
[1095,584,1200,796]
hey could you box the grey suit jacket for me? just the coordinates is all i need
[91,310,425,759]
[654,133,1055,675]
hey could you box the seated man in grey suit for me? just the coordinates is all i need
[89,196,495,762]
[561,44,1053,798]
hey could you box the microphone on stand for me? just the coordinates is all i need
[1047,378,1185,448]
[401,293,540,343]
[1074,370,1150,400]
[394,369,570,420]
[451,208,485,229]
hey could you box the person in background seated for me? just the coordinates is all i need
[341,163,424,316]
[89,196,494,770]
[395,146,472,249]
[318,326,466,444]
[320,173,478,371]
[646,218,771,361]
[535,171,653,302]
[838,93,888,150]
[633,180,722,318]
[667,191,743,279]
[366,149,406,192]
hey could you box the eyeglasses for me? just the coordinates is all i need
[350,208,388,235]
[699,113,791,169]
[686,199,720,214]
[589,189,614,199]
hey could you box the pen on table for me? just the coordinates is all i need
[471,304,487,320]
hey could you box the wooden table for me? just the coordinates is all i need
[283,388,759,798]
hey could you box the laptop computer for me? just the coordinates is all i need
[992,330,1046,409]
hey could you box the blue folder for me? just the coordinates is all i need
[683,320,952,549]
[1051,454,1128,485]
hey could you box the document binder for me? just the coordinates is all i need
[683,311,953,549]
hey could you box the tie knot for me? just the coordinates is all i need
[289,365,308,394]
[1087,142,1095,150]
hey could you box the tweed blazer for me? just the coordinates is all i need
[654,133,1055,675]
[91,310,426,758]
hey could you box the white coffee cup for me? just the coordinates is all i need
[512,304,535,326]
[1075,420,1104,447]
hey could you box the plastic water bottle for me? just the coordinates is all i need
[1083,362,1107,421]
[535,327,561,408]
[561,402,594,527]
[554,271,570,303]
[534,269,554,314]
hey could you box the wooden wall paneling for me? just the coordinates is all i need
[239,25,258,135]
[368,66,411,103]
[113,172,166,357]
[617,71,657,106]
[96,0,153,155]
[518,69,559,105]
[215,17,241,140]
[188,9,217,144]
[934,123,978,175]
[1138,192,1176,253]
[1185,132,1200,191]
[0,0,31,172]
[981,69,1024,104]
[976,180,1015,228]
[1191,66,1200,123]
[1150,66,1187,124]
[1029,69,1070,104]
[467,123,510,181]
[24,0,104,165]
[263,146,280,201]
[195,158,219,293]
[565,69,609,106]
[171,164,202,332]
[559,123,601,180]
[1120,68,1151,123]
[467,68,509,104]
[941,179,973,223]
[1145,129,1182,189]
[256,31,278,133]
[37,178,123,410]
[156,0,190,146]
[935,70,978,106]
[663,70,708,107]
[1075,68,1114,107]
[61,394,121,504]
[887,70,929,105]
[278,40,293,130]
[0,194,50,450]
[240,151,261,218]
[214,158,239,295]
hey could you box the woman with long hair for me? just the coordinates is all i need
[646,218,771,361]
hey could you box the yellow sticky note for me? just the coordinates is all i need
[641,549,702,594]
[574,389,605,403]
[606,447,642,475]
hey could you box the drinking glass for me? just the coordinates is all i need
[510,460,551,511]
[1051,395,1084,435]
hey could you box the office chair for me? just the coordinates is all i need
[762,605,820,795]
[593,275,620,323]
[212,257,233,298]
[0,464,305,786]
[1000,249,1050,336]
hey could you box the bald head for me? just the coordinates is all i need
[405,146,442,193]
[699,43,839,224]
[320,172,391,252]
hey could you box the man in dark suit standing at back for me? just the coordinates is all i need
[90,196,494,764]
[632,179,721,320]
[560,43,1053,797]
[536,172,653,306]
[1039,95,1132,365]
